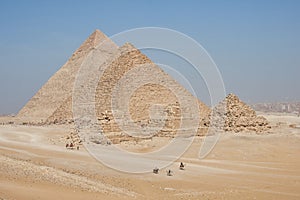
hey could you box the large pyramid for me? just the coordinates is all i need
[17,29,270,143]
[17,29,210,140]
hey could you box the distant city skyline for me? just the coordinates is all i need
[0,0,299,114]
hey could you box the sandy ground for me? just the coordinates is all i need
[0,114,299,200]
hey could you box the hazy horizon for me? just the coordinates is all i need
[0,0,299,114]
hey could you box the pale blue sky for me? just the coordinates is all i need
[0,0,299,114]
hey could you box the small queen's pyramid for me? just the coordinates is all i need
[211,93,271,133]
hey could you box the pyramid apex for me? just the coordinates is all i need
[119,42,138,53]
[73,29,109,54]
[123,42,136,48]
[226,93,239,100]
[88,29,107,43]
[92,29,105,36]
[94,29,101,33]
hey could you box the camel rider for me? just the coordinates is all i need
[180,162,184,168]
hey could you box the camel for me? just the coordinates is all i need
[65,142,74,150]
[166,169,173,176]
[153,167,159,174]
[66,142,80,150]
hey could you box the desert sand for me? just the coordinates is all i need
[0,113,299,200]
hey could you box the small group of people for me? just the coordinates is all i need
[65,142,80,150]
[153,162,186,176]
[179,162,185,170]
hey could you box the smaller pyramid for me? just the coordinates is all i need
[211,93,271,133]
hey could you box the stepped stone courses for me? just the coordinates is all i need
[210,94,271,133]
[17,29,271,143]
